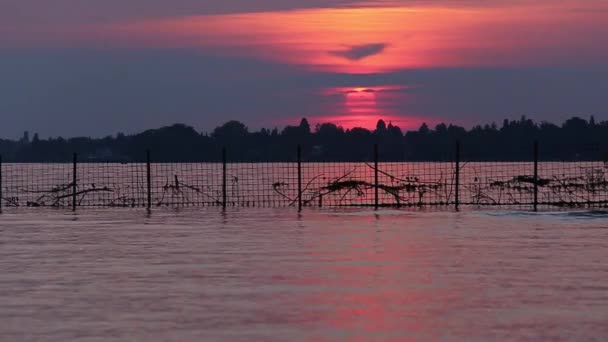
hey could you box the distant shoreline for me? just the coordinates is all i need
[1,116,606,162]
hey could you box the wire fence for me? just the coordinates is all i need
[1,143,607,211]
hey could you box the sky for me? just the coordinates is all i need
[1,0,608,138]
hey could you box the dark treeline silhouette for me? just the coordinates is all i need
[1,116,607,162]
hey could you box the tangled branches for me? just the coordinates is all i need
[466,166,608,206]
[272,163,452,207]
[7,182,113,207]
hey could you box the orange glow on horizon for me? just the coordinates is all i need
[102,1,608,73]
[310,85,430,130]
[276,85,431,131]
[309,114,433,131]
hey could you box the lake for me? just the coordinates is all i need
[1,208,607,341]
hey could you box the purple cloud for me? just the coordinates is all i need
[329,43,388,61]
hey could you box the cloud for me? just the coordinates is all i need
[1,48,607,138]
[328,43,388,61]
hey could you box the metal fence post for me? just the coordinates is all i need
[374,144,379,209]
[222,147,227,209]
[455,140,461,210]
[72,153,77,211]
[297,145,302,211]
[534,140,539,212]
[146,149,151,210]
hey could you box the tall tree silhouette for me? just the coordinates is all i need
[1,116,606,162]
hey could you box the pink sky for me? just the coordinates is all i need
[1,0,607,135]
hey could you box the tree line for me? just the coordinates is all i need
[0,116,606,162]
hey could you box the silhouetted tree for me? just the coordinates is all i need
[299,118,311,135]
[375,120,387,135]
[2,116,607,162]
[212,121,248,141]
[418,123,430,134]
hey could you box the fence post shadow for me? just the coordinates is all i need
[222,147,227,210]
[146,149,152,211]
[533,140,539,212]
[374,144,379,210]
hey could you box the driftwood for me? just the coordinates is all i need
[156,175,221,206]
[466,166,608,205]
[7,179,118,207]
[271,164,450,207]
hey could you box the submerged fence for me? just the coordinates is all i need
[1,142,607,211]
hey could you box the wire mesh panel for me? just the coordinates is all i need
[300,162,375,207]
[538,161,608,207]
[151,163,223,207]
[77,163,146,207]
[3,163,73,208]
[460,162,535,206]
[1,157,607,210]
[380,162,456,206]
[226,163,298,207]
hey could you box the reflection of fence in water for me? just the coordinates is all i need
[1,160,607,209]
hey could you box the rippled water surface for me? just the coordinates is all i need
[1,209,607,341]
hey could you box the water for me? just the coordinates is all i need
[1,208,607,341]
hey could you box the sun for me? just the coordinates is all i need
[310,85,431,130]
[345,88,377,109]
